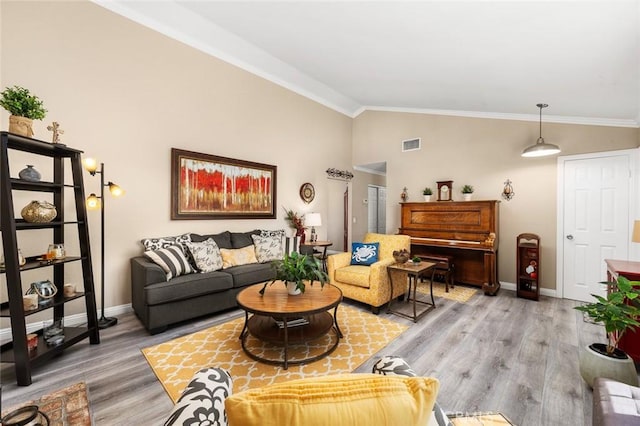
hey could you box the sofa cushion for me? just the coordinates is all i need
[225,263,275,288]
[144,245,195,280]
[251,234,283,263]
[190,231,232,249]
[221,246,259,268]
[165,367,232,426]
[145,270,233,305]
[225,373,439,426]
[141,233,192,251]
[185,238,223,273]
[351,242,379,266]
[231,230,261,249]
[335,265,372,289]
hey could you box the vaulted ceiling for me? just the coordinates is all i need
[96,1,640,127]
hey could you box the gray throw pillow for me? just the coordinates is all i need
[185,238,223,273]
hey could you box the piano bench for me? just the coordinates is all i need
[418,254,455,292]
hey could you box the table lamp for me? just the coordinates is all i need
[306,213,322,242]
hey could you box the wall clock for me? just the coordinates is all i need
[437,180,453,201]
[300,182,315,204]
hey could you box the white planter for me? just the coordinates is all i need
[462,193,473,201]
[286,281,302,295]
[423,195,431,202]
[579,344,639,388]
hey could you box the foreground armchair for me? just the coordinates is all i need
[327,233,410,313]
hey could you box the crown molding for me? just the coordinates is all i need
[359,106,640,128]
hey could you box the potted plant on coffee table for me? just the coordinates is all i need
[0,85,47,138]
[574,275,640,387]
[259,251,329,296]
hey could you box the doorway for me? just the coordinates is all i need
[558,149,637,302]
[367,185,386,234]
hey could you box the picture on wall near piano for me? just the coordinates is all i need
[437,180,453,201]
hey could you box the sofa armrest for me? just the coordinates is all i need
[165,368,232,426]
[130,256,166,317]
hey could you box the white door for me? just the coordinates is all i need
[561,153,631,302]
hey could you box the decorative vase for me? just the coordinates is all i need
[20,200,57,223]
[423,195,431,202]
[463,193,473,201]
[26,279,58,305]
[392,249,410,264]
[8,115,34,138]
[578,343,639,388]
[286,281,302,296]
[296,228,306,245]
[18,165,41,182]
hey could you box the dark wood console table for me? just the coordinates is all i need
[605,259,640,363]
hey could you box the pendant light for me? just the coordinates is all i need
[521,103,561,157]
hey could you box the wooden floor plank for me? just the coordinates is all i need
[1,287,636,425]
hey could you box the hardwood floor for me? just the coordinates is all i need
[0,287,618,425]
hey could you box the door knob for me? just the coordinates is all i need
[566,234,574,240]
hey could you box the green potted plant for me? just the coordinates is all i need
[422,187,433,202]
[0,85,47,138]
[461,184,474,201]
[259,251,329,296]
[574,275,640,387]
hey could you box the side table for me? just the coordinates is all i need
[387,261,437,322]
[300,240,332,272]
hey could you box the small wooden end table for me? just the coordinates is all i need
[300,240,332,272]
[387,261,437,322]
[236,282,343,369]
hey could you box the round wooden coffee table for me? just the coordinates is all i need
[236,281,343,369]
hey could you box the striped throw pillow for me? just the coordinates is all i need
[144,245,194,280]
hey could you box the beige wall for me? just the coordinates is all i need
[352,110,639,291]
[0,1,352,321]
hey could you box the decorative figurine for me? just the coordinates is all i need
[401,187,408,202]
[47,121,64,144]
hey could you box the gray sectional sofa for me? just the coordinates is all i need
[131,230,280,334]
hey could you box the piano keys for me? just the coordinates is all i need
[399,200,500,295]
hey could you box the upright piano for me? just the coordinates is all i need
[398,200,500,295]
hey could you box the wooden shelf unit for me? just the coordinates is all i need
[516,233,540,301]
[0,131,100,386]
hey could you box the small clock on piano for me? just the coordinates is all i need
[437,180,453,201]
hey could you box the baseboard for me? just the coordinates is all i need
[0,303,133,344]
[500,281,558,298]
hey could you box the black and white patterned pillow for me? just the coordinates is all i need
[260,229,286,238]
[251,234,283,263]
[185,238,223,273]
[164,367,232,426]
[144,245,194,280]
[141,233,192,251]
[372,356,453,426]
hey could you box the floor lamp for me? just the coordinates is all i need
[83,158,124,329]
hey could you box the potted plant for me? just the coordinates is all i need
[461,185,474,201]
[574,275,640,387]
[422,187,433,202]
[283,207,306,243]
[259,251,329,296]
[0,85,47,138]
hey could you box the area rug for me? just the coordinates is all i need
[449,412,515,425]
[142,305,408,402]
[1,382,92,426]
[416,280,478,303]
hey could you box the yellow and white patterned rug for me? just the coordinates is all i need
[416,280,478,303]
[142,305,408,402]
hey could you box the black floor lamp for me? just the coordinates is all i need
[83,158,124,329]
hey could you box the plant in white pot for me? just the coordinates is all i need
[0,86,47,138]
[461,185,474,201]
[574,275,640,387]
[422,187,433,202]
[259,251,328,296]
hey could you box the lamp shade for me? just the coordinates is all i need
[305,213,322,227]
[522,103,561,158]
[633,220,640,243]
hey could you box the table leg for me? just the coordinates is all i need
[283,317,289,370]
[333,305,343,338]
[429,267,436,307]
[239,311,249,339]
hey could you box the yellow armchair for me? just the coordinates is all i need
[327,233,411,313]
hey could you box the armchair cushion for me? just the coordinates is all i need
[351,242,380,265]
[225,373,439,426]
[335,265,374,288]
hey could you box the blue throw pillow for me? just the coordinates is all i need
[351,242,380,265]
